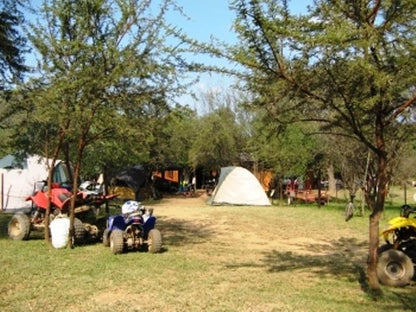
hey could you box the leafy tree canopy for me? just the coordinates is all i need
[189,105,247,172]
[0,0,27,89]
[227,0,416,291]
[5,0,195,172]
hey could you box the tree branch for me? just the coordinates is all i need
[390,93,416,122]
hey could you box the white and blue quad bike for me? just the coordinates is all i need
[103,200,162,254]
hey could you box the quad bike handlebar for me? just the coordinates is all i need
[400,205,416,218]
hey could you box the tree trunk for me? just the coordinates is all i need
[67,166,78,249]
[327,162,336,196]
[367,208,382,290]
[67,140,85,248]
[361,151,371,216]
[366,152,388,291]
[44,167,54,245]
[317,168,322,207]
[45,154,60,245]
[44,122,68,245]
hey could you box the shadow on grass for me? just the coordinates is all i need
[225,236,415,305]
[241,237,368,277]
[390,288,416,311]
[156,216,214,248]
[0,212,12,238]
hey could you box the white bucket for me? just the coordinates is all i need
[50,217,70,248]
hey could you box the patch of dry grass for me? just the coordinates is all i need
[0,193,415,311]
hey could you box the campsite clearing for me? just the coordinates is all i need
[0,192,415,311]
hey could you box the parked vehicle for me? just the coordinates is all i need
[7,180,116,242]
[377,205,416,286]
[204,179,216,196]
[102,200,162,254]
[0,154,72,213]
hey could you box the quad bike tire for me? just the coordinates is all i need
[8,214,31,240]
[147,229,162,253]
[110,230,124,254]
[102,228,110,247]
[73,218,86,245]
[378,244,393,254]
[377,249,414,286]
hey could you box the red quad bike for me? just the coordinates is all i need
[7,181,116,243]
[377,205,416,286]
[102,200,162,254]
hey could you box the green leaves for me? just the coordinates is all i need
[230,0,416,150]
[0,0,27,88]
[3,0,198,174]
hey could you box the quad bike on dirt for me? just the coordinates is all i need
[7,180,116,243]
[377,204,416,286]
[102,200,162,254]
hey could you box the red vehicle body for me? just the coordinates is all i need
[8,181,116,242]
[26,182,116,213]
[26,183,72,211]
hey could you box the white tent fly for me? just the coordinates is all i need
[209,166,271,206]
[0,154,70,212]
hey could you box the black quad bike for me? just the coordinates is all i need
[377,205,416,286]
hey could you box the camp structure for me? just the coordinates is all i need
[0,154,72,212]
[108,166,148,201]
[209,166,271,206]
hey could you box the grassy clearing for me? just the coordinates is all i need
[0,194,415,312]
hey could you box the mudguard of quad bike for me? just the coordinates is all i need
[143,216,156,238]
[108,215,127,231]
[380,216,416,242]
[26,187,73,211]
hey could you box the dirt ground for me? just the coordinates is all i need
[145,190,369,265]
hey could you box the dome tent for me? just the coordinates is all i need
[209,166,271,206]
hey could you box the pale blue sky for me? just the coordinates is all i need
[171,1,313,109]
[23,1,313,110]
[173,0,313,43]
